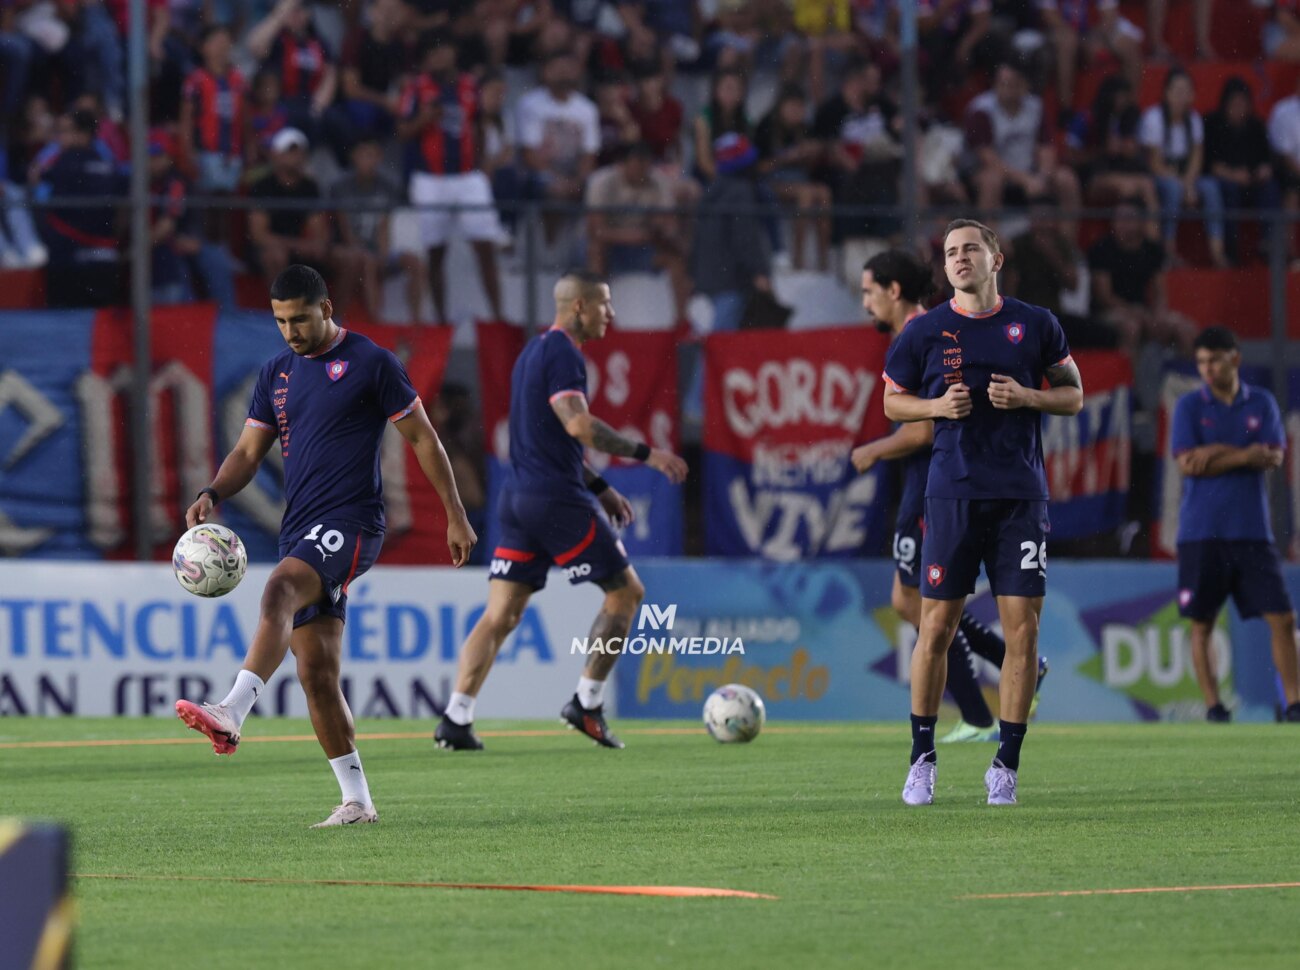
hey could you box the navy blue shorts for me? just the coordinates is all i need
[893,504,924,589]
[920,498,1050,600]
[491,489,629,591]
[1177,540,1293,621]
[280,520,384,628]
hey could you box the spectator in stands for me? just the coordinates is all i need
[329,0,410,161]
[148,131,202,306]
[629,64,684,165]
[331,137,427,323]
[38,108,123,308]
[516,49,600,243]
[616,0,700,74]
[1271,0,1300,62]
[1140,66,1226,267]
[248,127,370,314]
[1002,196,1123,349]
[756,84,831,272]
[247,0,337,140]
[1068,75,1159,219]
[180,24,246,193]
[793,0,859,104]
[693,67,751,184]
[1204,76,1277,264]
[1268,69,1300,263]
[1039,1,1143,112]
[595,71,641,168]
[691,135,772,333]
[705,0,762,74]
[62,1,126,120]
[398,30,505,323]
[1088,196,1196,354]
[244,68,289,182]
[0,4,35,152]
[584,142,691,322]
[965,61,1082,237]
[814,56,903,243]
[918,0,1000,99]
[1148,0,1217,62]
[477,68,530,234]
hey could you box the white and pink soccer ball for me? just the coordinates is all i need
[172,524,248,597]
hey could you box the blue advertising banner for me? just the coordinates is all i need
[618,560,1287,722]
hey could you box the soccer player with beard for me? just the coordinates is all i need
[175,265,477,827]
[881,222,1083,806]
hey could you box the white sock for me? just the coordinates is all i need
[445,691,476,726]
[329,751,373,809]
[219,670,265,727]
[577,676,605,710]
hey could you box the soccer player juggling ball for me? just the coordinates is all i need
[1171,326,1300,723]
[176,265,477,827]
[880,221,1083,807]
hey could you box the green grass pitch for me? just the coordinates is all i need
[2,717,1298,969]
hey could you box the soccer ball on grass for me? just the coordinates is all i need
[703,684,766,743]
[172,523,247,597]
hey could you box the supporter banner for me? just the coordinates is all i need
[475,322,683,559]
[1,560,1289,721]
[0,308,453,564]
[0,561,600,718]
[619,560,1286,723]
[701,327,893,559]
[1043,350,1133,540]
[1153,362,1272,559]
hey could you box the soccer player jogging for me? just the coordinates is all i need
[851,249,1046,745]
[882,221,1083,806]
[174,266,477,827]
[1172,327,1300,723]
[433,271,689,751]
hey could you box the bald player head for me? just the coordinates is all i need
[553,270,614,344]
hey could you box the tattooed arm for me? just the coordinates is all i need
[552,393,688,483]
[987,358,1084,416]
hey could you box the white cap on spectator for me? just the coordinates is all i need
[271,128,309,154]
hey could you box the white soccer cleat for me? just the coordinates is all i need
[175,699,240,755]
[985,761,1018,805]
[902,757,937,806]
[311,801,379,828]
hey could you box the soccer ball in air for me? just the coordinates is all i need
[703,684,766,743]
[172,523,247,597]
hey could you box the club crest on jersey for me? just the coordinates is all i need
[327,360,349,382]
[926,564,946,587]
[1004,323,1025,344]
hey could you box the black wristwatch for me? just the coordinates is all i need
[197,487,220,505]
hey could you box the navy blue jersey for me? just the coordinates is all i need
[883,297,1072,501]
[897,437,930,522]
[508,326,588,501]
[247,328,421,540]
[1171,382,1285,543]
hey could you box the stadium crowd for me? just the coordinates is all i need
[0,1,1296,351]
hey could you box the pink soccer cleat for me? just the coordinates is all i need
[175,699,240,755]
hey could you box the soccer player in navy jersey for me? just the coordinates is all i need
[175,266,477,827]
[433,271,689,751]
[882,221,1083,806]
[1172,327,1300,723]
[852,249,1046,745]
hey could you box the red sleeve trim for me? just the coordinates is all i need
[245,418,274,431]
[389,396,422,422]
[882,372,909,394]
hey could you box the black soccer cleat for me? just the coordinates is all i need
[1284,703,1300,723]
[1206,703,1232,723]
[561,694,625,749]
[434,715,484,750]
